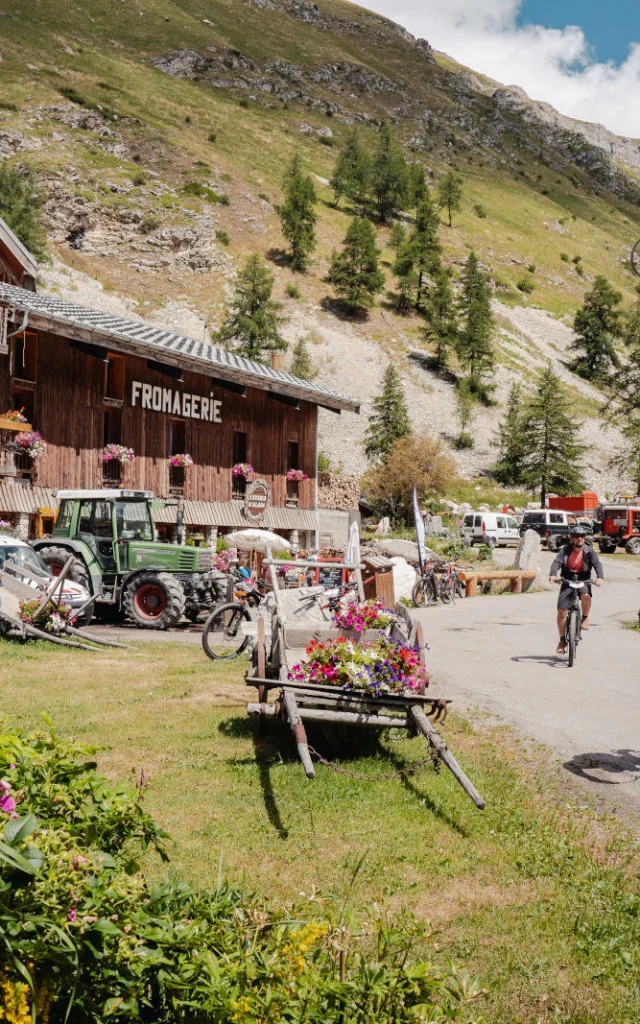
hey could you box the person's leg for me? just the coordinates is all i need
[557,609,568,638]
[581,591,592,627]
[556,588,570,651]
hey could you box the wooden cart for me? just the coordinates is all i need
[245,557,485,810]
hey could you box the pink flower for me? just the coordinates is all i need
[67,905,77,923]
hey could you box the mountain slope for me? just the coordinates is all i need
[0,0,637,491]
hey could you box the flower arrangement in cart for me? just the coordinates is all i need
[18,597,76,634]
[289,636,427,696]
[102,444,135,464]
[332,598,393,634]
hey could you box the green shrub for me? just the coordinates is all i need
[527,263,536,273]
[516,276,534,293]
[572,254,582,264]
[319,136,333,147]
[208,131,217,143]
[239,98,249,108]
[0,164,47,261]
[258,192,270,203]
[285,283,301,298]
[182,181,229,205]
[216,536,228,553]
[184,114,192,124]
[140,213,161,234]
[472,203,487,218]
[0,725,480,1022]
[455,431,474,449]
[131,169,146,186]
[317,451,332,472]
[0,101,18,112]
[215,229,231,246]
[560,252,569,262]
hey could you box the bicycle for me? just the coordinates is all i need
[411,563,439,607]
[201,572,271,661]
[555,573,589,667]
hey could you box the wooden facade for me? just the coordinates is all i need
[0,328,316,513]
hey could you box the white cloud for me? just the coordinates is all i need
[365,0,640,137]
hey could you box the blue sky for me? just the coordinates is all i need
[365,0,640,135]
[518,0,639,63]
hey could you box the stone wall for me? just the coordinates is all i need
[317,472,360,511]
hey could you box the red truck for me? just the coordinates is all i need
[547,492,599,516]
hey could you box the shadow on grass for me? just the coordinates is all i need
[319,296,369,322]
[219,715,469,837]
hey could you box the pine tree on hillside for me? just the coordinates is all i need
[571,275,622,383]
[493,383,528,486]
[520,363,586,507]
[606,287,640,482]
[437,171,462,228]
[457,252,495,397]
[326,217,385,312]
[389,222,406,252]
[371,121,410,222]
[279,155,317,271]
[216,254,287,362]
[364,364,411,462]
[329,129,370,208]
[422,266,459,371]
[392,193,441,312]
[408,162,427,206]
[288,336,316,381]
[0,164,47,260]
[608,424,640,493]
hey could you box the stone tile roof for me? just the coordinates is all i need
[0,282,359,413]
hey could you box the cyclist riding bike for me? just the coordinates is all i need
[549,525,604,655]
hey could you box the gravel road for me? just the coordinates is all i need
[414,549,640,818]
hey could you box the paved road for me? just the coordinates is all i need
[414,550,640,816]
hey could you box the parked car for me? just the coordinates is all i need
[595,505,640,555]
[518,510,593,551]
[0,536,94,624]
[460,512,520,548]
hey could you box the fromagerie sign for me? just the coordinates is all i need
[131,381,222,422]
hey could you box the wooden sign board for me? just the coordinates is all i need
[244,478,270,523]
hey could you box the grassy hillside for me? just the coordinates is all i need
[0,0,638,482]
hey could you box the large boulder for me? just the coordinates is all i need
[514,529,542,590]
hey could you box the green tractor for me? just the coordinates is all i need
[32,490,221,629]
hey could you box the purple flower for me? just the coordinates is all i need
[67,905,77,923]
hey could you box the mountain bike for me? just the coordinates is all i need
[411,563,439,607]
[556,574,588,668]
[201,571,270,661]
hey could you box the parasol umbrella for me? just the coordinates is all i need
[224,528,292,553]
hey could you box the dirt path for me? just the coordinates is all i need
[414,550,640,817]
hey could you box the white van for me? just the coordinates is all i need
[460,512,520,548]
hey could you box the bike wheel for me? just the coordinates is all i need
[202,603,252,660]
[567,608,579,667]
[439,576,456,604]
[412,577,437,608]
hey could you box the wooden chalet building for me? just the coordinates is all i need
[0,221,358,546]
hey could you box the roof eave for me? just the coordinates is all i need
[1,301,360,414]
[0,218,38,277]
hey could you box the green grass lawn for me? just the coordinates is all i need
[2,638,640,1022]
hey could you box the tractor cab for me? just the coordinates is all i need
[597,504,640,555]
[52,490,156,574]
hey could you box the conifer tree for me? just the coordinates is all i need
[326,217,385,312]
[437,171,462,228]
[288,336,316,381]
[279,155,317,271]
[364,364,411,462]
[329,129,370,208]
[422,267,459,371]
[392,192,441,311]
[371,121,410,222]
[216,254,287,361]
[454,380,476,449]
[0,164,47,260]
[408,162,427,206]
[493,383,527,485]
[389,222,406,252]
[457,252,495,397]
[606,287,640,480]
[571,275,622,383]
[608,424,640,493]
[520,363,586,507]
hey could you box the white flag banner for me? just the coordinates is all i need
[345,519,361,566]
[413,485,427,575]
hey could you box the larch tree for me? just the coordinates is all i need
[364,364,411,462]
[493,383,528,486]
[408,162,428,206]
[571,275,622,383]
[422,266,459,371]
[288,335,316,381]
[279,155,317,271]
[216,253,287,362]
[520,363,586,507]
[608,424,640,492]
[457,252,495,398]
[392,192,441,311]
[437,171,462,228]
[329,128,370,208]
[361,433,457,522]
[326,216,385,312]
[371,121,410,222]
[0,164,47,260]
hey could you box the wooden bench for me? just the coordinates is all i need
[457,569,537,598]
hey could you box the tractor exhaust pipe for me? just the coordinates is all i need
[176,495,185,546]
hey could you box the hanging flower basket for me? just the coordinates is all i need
[169,453,193,469]
[15,431,48,460]
[102,444,135,465]
[232,463,254,479]
[286,468,308,482]
[288,636,427,696]
[0,519,12,533]
[332,599,394,634]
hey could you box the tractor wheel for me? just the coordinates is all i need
[123,572,186,630]
[625,537,640,556]
[38,545,91,590]
[599,538,616,554]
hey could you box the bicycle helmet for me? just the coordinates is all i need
[569,525,588,536]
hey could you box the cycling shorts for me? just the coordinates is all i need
[557,582,591,610]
